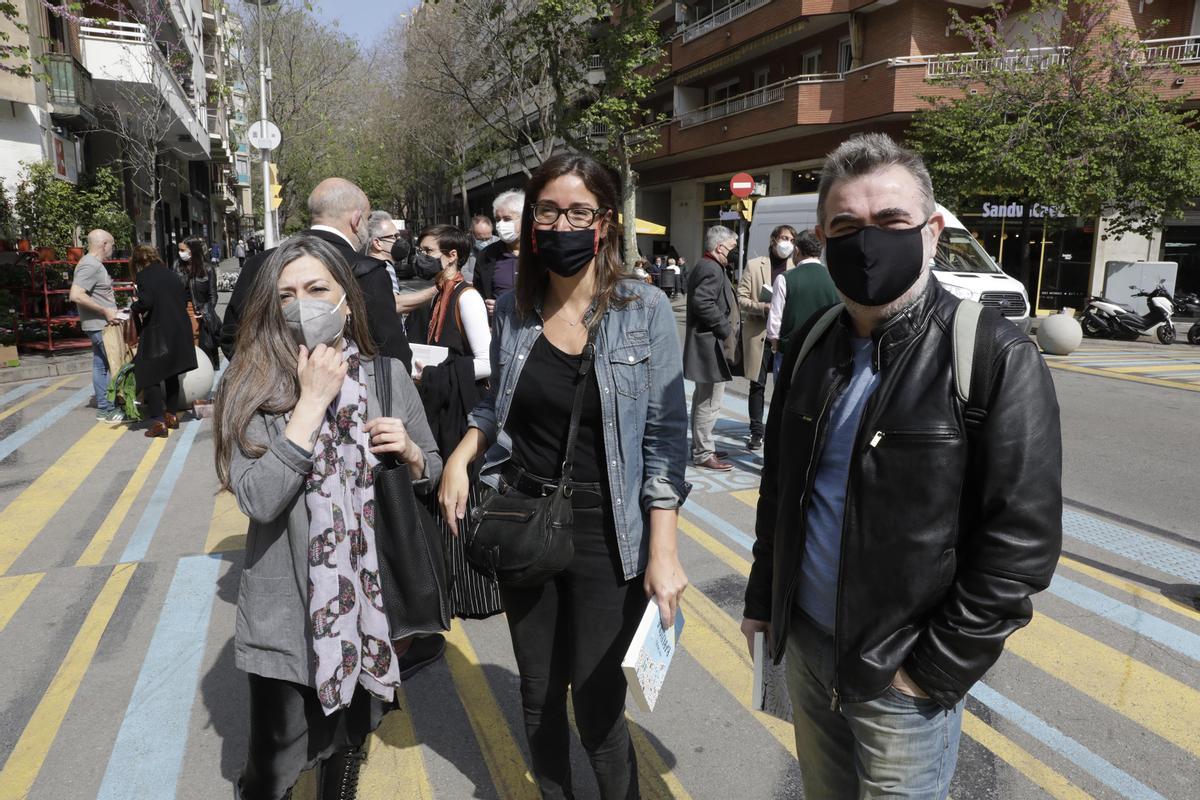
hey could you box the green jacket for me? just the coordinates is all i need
[778,261,841,356]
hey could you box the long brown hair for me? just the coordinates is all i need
[181,237,207,279]
[515,153,630,326]
[214,235,377,490]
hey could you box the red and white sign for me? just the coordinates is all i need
[729,172,755,198]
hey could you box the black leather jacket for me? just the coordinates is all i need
[743,280,1062,709]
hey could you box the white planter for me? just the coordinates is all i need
[176,346,216,409]
[1037,312,1083,356]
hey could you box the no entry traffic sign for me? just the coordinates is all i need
[729,172,755,198]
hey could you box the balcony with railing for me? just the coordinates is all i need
[79,19,209,155]
[890,47,1070,79]
[45,53,96,125]
[1141,35,1200,65]
[679,0,774,44]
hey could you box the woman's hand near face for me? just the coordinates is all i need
[296,343,346,411]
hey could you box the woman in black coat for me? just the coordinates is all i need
[181,236,221,369]
[131,244,197,438]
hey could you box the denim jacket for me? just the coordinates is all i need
[467,279,690,580]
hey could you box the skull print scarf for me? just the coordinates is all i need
[304,342,400,713]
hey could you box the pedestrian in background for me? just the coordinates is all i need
[181,236,221,369]
[214,235,441,800]
[737,224,796,451]
[440,153,689,800]
[70,229,124,423]
[766,229,839,373]
[742,133,1062,800]
[211,240,222,265]
[235,238,247,268]
[474,189,523,316]
[684,225,740,471]
[471,214,499,252]
[130,244,195,438]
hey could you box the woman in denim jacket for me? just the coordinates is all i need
[440,153,690,799]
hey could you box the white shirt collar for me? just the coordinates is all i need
[309,224,356,250]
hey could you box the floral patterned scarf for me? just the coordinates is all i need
[304,342,400,713]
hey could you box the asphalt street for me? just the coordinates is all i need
[0,293,1197,799]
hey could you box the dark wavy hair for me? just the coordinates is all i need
[213,235,377,490]
[515,153,629,327]
[181,236,208,278]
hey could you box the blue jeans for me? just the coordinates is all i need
[87,329,113,412]
[785,611,963,799]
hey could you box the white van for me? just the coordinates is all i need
[745,194,1032,333]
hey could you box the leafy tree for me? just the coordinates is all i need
[908,0,1200,286]
[13,160,77,252]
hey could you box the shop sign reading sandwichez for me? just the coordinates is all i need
[981,201,1065,219]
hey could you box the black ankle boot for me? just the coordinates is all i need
[318,745,366,800]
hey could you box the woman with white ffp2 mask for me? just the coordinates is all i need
[474,189,525,315]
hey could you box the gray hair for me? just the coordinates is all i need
[704,225,737,253]
[363,210,395,253]
[493,189,525,217]
[816,133,935,225]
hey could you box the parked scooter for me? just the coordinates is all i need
[1079,280,1177,344]
[1172,290,1200,345]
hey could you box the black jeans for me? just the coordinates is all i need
[142,375,182,421]
[747,345,773,437]
[500,504,645,800]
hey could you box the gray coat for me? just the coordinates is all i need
[231,356,442,686]
[683,256,739,383]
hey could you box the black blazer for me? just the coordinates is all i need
[219,229,412,371]
[132,263,197,388]
[682,256,737,383]
[471,239,511,301]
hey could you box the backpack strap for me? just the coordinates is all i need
[951,299,996,435]
[790,303,844,385]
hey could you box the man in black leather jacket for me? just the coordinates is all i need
[741,133,1062,799]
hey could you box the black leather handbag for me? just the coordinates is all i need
[371,357,451,639]
[465,331,596,588]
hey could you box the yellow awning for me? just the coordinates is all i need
[618,214,667,236]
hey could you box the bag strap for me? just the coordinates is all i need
[790,303,844,385]
[375,355,394,418]
[559,326,598,486]
[951,299,996,436]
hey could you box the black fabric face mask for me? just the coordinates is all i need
[413,252,443,280]
[533,228,598,278]
[390,238,411,266]
[824,221,928,306]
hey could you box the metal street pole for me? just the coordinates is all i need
[255,3,275,248]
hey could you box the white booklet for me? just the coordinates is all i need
[752,631,793,722]
[409,344,449,378]
[621,601,684,712]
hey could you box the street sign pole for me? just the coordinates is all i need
[256,7,274,248]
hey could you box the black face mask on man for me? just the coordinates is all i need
[533,228,598,278]
[824,220,928,307]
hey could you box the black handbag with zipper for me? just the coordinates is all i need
[465,329,596,587]
[371,356,451,639]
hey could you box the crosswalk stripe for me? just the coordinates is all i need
[959,713,1092,800]
[443,622,539,800]
[203,490,249,554]
[676,516,1099,797]
[0,563,136,800]
[1006,613,1200,758]
[96,555,223,800]
[1058,555,1200,623]
[75,436,168,566]
[0,376,75,423]
[118,419,204,563]
[0,385,94,462]
[0,423,125,575]
[0,380,47,408]
[359,686,435,799]
[629,719,694,800]
[0,572,44,633]
[1109,363,1200,373]
[1046,361,1200,392]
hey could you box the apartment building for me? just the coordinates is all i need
[629,0,1200,313]
[0,0,245,253]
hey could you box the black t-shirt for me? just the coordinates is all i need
[508,334,605,485]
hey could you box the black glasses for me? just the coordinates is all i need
[531,201,608,228]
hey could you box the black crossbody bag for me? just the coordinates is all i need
[371,357,451,639]
[465,330,596,587]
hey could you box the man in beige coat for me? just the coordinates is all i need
[736,224,796,450]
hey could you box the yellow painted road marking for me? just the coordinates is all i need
[0,573,44,633]
[679,516,751,577]
[1046,361,1200,392]
[731,488,759,509]
[204,490,249,554]
[961,714,1092,800]
[1059,555,1200,624]
[444,622,540,800]
[630,719,694,800]
[1008,612,1200,757]
[0,377,75,423]
[360,686,434,799]
[75,437,167,566]
[678,513,1089,797]
[1109,363,1200,373]
[0,423,125,575]
[0,563,135,799]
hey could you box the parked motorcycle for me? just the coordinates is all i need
[1172,290,1200,345]
[1079,280,1177,344]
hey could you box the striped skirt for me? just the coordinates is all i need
[436,481,504,619]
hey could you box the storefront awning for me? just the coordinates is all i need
[619,214,667,236]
